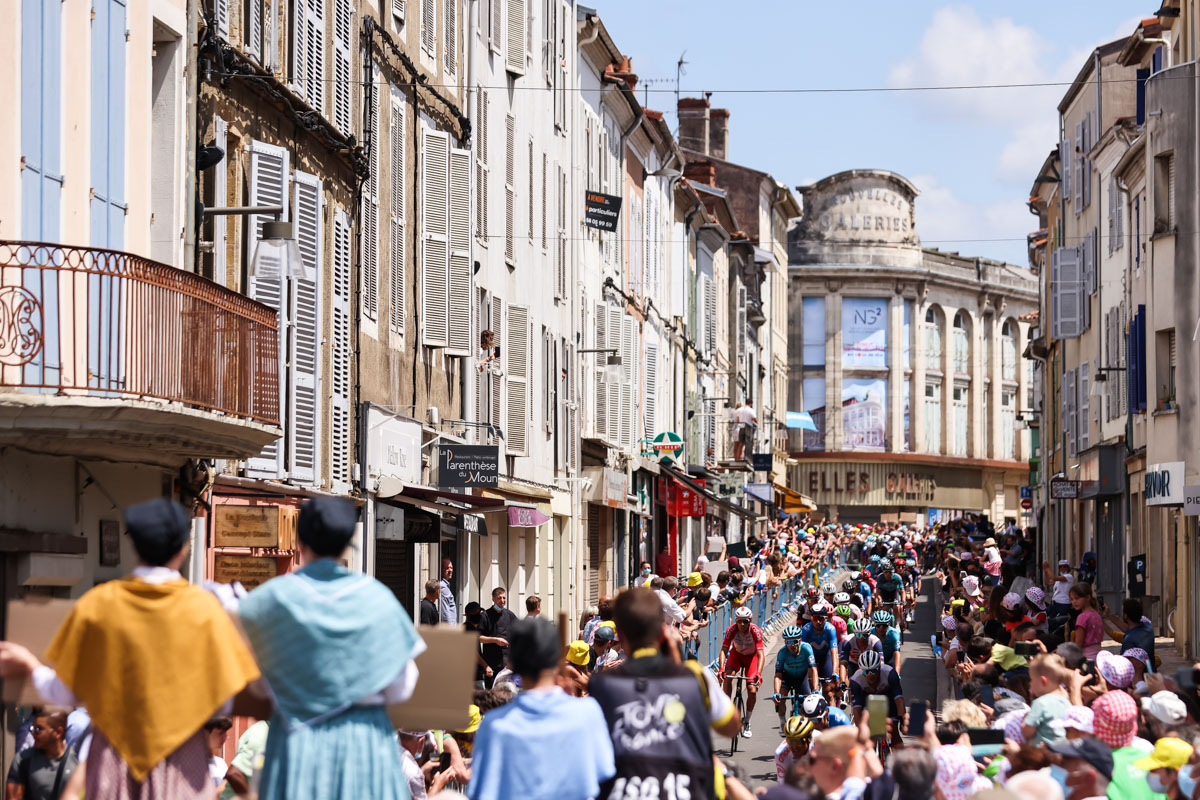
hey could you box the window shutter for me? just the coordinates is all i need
[389,89,406,336]
[421,0,435,56]
[331,210,353,492]
[1116,183,1125,248]
[332,0,353,133]
[566,343,578,473]
[1168,155,1176,228]
[21,0,63,241]
[1073,122,1083,210]
[527,139,534,245]
[505,114,515,262]
[618,312,634,451]
[447,147,472,355]
[505,0,525,74]
[1107,176,1116,255]
[736,284,747,368]
[556,164,567,299]
[215,0,230,36]
[247,0,263,62]
[541,153,548,251]
[490,297,503,429]
[475,89,488,242]
[1082,113,1092,208]
[1078,361,1090,452]
[392,0,405,22]
[489,0,502,54]
[1061,138,1071,202]
[91,0,127,249]
[1057,246,1080,339]
[212,117,228,286]
[594,302,608,440]
[644,341,658,437]
[704,276,716,354]
[421,128,450,347]
[1050,248,1061,340]
[245,141,290,478]
[443,0,456,76]
[506,305,529,455]
[362,73,380,322]
[1084,230,1096,295]
[543,331,554,433]
[289,171,323,485]
[299,0,325,112]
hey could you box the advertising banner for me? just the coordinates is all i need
[842,378,887,451]
[842,297,888,368]
[438,444,500,488]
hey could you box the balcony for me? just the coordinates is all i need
[0,241,281,465]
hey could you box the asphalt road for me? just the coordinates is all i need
[719,574,942,789]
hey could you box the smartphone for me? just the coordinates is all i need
[907,701,927,738]
[955,649,966,665]
[967,727,1006,756]
[1178,666,1200,690]
[867,695,889,738]
[494,346,501,358]
[1013,642,1038,657]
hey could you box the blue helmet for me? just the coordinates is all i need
[783,624,803,640]
[826,707,852,728]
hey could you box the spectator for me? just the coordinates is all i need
[481,588,518,685]
[1022,654,1072,745]
[656,541,676,578]
[440,557,458,624]
[525,595,542,618]
[420,579,440,626]
[654,576,688,624]
[1047,738,1113,800]
[219,720,269,799]
[1094,690,1156,800]
[1107,598,1156,665]
[1043,559,1075,624]
[203,716,233,789]
[1069,583,1104,660]
[6,708,77,800]
[1134,738,1194,797]
[584,597,614,644]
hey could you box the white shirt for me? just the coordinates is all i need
[734,405,757,425]
[209,755,229,787]
[400,749,428,800]
[655,589,687,623]
[1051,573,1073,604]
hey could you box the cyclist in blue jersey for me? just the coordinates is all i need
[849,650,906,745]
[839,618,884,682]
[800,604,840,681]
[872,610,903,671]
[772,625,817,731]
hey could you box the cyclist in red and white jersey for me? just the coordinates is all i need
[719,605,765,738]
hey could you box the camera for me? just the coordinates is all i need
[1013,642,1038,657]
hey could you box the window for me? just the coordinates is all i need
[1156,328,1176,407]
[421,0,435,57]
[1001,391,1015,460]
[952,385,968,456]
[801,377,825,451]
[924,383,941,454]
[361,72,380,324]
[504,114,515,263]
[475,89,488,243]
[924,308,943,369]
[21,0,63,241]
[389,87,406,337]
[332,0,352,132]
[902,301,911,370]
[92,0,127,249]
[1154,153,1175,232]
[842,378,886,452]
[842,298,888,369]
[802,297,825,368]
[150,32,179,265]
[952,312,969,374]
[1001,320,1017,381]
[443,0,456,76]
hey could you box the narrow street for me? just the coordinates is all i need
[722,574,941,787]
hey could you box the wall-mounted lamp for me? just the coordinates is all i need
[250,220,306,280]
[579,348,623,382]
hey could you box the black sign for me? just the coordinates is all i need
[584,192,623,232]
[1049,477,1079,499]
[751,453,772,472]
[438,444,499,488]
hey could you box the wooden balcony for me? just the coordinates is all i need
[0,241,282,464]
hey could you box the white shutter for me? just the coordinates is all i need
[475,90,488,242]
[216,0,230,37]
[1065,368,1077,459]
[506,305,529,455]
[528,139,534,245]
[362,73,380,322]
[421,128,450,346]
[505,0,525,74]
[389,90,406,337]
[421,0,436,57]
[557,164,567,299]
[488,0,501,53]
[332,0,353,133]
[392,0,405,22]
[290,171,323,485]
[443,0,456,76]
[247,0,263,62]
[608,305,623,447]
[644,341,657,438]
[1061,138,1071,201]
[1107,176,1116,256]
[447,147,472,354]
[736,284,747,368]
[331,209,352,493]
[301,0,325,112]
[212,117,228,287]
[245,140,289,478]
[504,114,515,262]
[1050,248,1061,341]
[704,276,716,354]
[1057,246,1080,339]
[540,153,548,251]
[618,315,634,451]
[1078,361,1090,452]
[594,302,607,441]
[1082,113,1092,208]
[490,296,503,429]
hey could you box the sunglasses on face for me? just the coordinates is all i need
[737,619,750,624]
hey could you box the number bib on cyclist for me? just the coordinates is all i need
[589,657,715,800]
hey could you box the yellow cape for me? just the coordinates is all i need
[45,577,260,781]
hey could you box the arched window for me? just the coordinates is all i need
[1002,320,1018,382]
[925,308,943,366]
[952,312,969,374]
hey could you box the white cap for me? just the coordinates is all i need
[1142,690,1188,725]
[963,575,981,597]
[1058,559,1071,566]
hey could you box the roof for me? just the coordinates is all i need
[799,168,919,199]
[1058,37,1129,112]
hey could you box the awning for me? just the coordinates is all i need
[660,463,762,521]
[773,482,817,513]
[744,483,774,505]
[394,485,506,514]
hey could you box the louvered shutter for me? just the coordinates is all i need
[300,0,324,111]
[247,0,262,62]
[1050,247,1061,340]
[618,315,634,450]
[736,284,747,368]
[704,277,716,354]
[489,0,501,53]
[586,506,601,602]
[594,302,608,440]
[392,0,405,21]
[290,171,323,485]
[331,0,352,133]
[644,341,658,437]
[556,164,566,298]
[566,343,578,472]
[362,73,380,322]
[331,210,352,492]
[541,153,548,250]
[216,0,230,36]
[1084,230,1096,295]
[1078,361,1090,452]
[1115,182,1125,248]
[443,0,456,76]
[1065,368,1077,459]
[504,114,515,262]
[1107,176,1116,255]
[389,89,406,336]
[1073,121,1083,210]
[475,90,488,241]
[1168,155,1176,227]
[1057,246,1080,339]
[421,128,450,346]
[490,296,503,429]
[1080,238,1092,332]
[421,0,436,56]
[608,305,624,447]
[1061,138,1071,201]
[505,0,525,74]
[527,139,534,245]
[1119,302,1128,415]
[506,305,529,455]
[447,147,472,354]
[544,332,554,433]
[246,141,289,477]
[212,117,228,286]
[1082,113,1092,208]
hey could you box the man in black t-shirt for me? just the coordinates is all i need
[419,579,440,626]
[6,709,77,800]
[480,587,518,684]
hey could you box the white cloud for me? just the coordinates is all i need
[910,173,1033,264]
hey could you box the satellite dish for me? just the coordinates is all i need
[377,475,406,498]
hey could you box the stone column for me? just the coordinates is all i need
[970,310,985,459]
[942,311,954,456]
[827,290,843,451]
[913,301,927,453]
[889,294,904,453]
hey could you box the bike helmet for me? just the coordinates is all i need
[851,618,873,637]
[735,605,753,619]
[849,571,862,581]
[810,603,832,617]
[833,591,851,605]
[806,586,819,598]
[820,582,836,595]
[871,610,894,626]
[782,624,803,640]
[827,707,852,728]
[869,554,881,563]
[801,693,829,719]
[858,650,883,672]
[784,716,815,741]
[841,579,858,593]
[835,604,854,619]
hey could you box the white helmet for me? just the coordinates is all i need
[734,605,753,620]
[858,650,883,672]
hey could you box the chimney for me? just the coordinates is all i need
[677,95,710,154]
[683,159,716,187]
[709,108,730,160]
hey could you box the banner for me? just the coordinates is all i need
[842,297,888,368]
[508,506,551,527]
[842,378,887,451]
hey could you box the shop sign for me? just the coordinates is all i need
[745,483,773,504]
[583,191,622,231]
[651,431,684,464]
[456,513,488,536]
[602,468,627,509]
[795,462,983,508]
[1185,486,1200,516]
[1146,462,1185,506]
[1050,477,1079,499]
[376,506,405,541]
[214,505,297,549]
[213,555,277,590]
[659,477,706,517]
[365,405,422,486]
[508,506,551,528]
[438,444,500,488]
[750,453,772,472]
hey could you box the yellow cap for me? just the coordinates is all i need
[457,704,481,734]
[567,639,591,666]
[1133,737,1194,771]
[598,620,616,630]
[687,571,703,588]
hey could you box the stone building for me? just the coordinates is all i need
[787,170,1037,525]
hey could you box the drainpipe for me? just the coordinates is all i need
[464,0,478,435]
[611,77,644,144]
[580,13,600,48]
[184,0,198,271]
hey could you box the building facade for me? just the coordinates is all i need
[787,170,1037,525]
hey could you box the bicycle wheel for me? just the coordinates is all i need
[731,687,745,754]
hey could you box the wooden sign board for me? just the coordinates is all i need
[214,505,298,549]
[880,513,899,523]
[388,626,478,732]
[213,555,278,590]
[3,597,73,704]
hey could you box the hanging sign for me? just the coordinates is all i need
[651,431,684,464]
[438,445,500,488]
[1049,477,1079,499]
[583,192,623,231]
[508,506,551,528]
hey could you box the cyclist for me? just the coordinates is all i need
[800,603,840,683]
[842,578,867,614]
[819,674,848,714]
[775,717,815,783]
[820,581,837,609]
[719,605,765,738]
[798,586,821,624]
[830,602,851,639]
[772,624,817,731]
[839,617,883,681]
[849,650,906,745]
[872,609,903,671]
[875,561,905,610]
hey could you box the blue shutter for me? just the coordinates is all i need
[21,0,63,241]
[1137,69,1150,125]
[91,0,127,248]
[1136,305,1147,412]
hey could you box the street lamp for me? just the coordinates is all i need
[579,348,623,382]
[250,220,307,280]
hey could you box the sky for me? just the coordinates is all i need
[592,1,1147,266]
